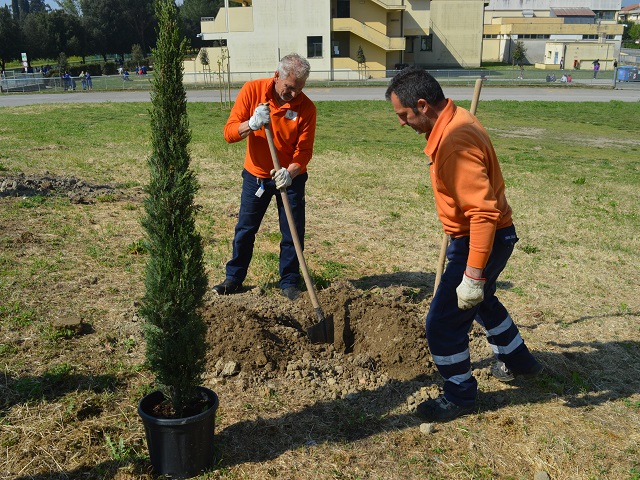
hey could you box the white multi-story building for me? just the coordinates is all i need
[186,0,624,81]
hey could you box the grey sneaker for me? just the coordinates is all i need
[491,360,543,383]
[282,286,300,301]
[415,395,475,422]
[212,279,242,295]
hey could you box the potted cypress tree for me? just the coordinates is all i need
[137,0,218,478]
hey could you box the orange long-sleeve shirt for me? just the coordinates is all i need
[425,99,512,269]
[223,77,317,178]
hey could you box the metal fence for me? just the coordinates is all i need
[0,67,628,94]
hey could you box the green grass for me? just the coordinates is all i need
[0,98,639,480]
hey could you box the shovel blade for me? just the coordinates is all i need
[307,309,334,344]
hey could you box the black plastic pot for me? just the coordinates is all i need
[138,386,219,479]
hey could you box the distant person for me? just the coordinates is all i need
[211,53,317,301]
[593,60,600,79]
[85,71,92,90]
[63,71,72,91]
[560,74,568,83]
[385,67,543,422]
[80,71,87,90]
[559,57,564,70]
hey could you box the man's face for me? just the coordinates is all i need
[274,71,306,103]
[390,92,434,139]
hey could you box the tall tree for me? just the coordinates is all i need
[17,0,29,21]
[79,0,128,61]
[0,6,21,72]
[22,10,51,59]
[48,9,86,61]
[121,0,156,53]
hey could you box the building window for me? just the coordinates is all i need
[594,10,615,21]
[307,36,323,58]
[420,35,432,51]
[483,34,498,39]
[583,34,598,40]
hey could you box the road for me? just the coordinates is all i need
[1,85,639,107]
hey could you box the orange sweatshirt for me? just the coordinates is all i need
[223,77,317,178]
[425,99,512,269]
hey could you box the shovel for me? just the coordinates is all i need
[263,122,334,344]
[433,78,484,296]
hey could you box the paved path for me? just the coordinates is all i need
[1,85,639,107]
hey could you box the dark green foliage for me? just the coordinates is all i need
[0,6,21,72]
[139,0,208,417]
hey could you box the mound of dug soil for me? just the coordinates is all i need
[203,280,441,401]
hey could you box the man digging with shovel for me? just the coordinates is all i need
[212,53,316,301]
[386,67,543,422]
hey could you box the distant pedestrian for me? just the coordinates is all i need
[593,60,600,79]
[80,71,87,90]
[85,71,92,90]
[559,58,564,70]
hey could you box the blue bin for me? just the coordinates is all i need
[617,66,638,82]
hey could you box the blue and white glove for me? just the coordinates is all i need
[270,168,292,189]
[456,272,485,310]
[248,105,270,131]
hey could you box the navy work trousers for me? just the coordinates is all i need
[426,225,538,406]
[225,169,307,290]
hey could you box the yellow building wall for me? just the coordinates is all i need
[428,0,484,67]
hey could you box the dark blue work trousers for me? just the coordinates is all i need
[225,169,307,290]
[426,225,538,406]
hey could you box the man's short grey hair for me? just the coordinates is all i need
[278,53,311,80]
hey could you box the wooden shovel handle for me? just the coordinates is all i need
[263,123,322,311]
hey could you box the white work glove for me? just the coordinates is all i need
[456,272,485,310]
[248,104,270,131]
[270,168,292,189]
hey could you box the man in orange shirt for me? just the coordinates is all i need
[212,53,316,301]
[386,67,542,422]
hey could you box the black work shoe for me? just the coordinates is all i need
[212,279,242,295]
[491,360,543,383]
[415,395,475,422]
[281,286,300,301]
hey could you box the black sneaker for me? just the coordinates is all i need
[491,360,543,383]
[212,279,242,295]
[281,286,300,301]
[415,395,475,422]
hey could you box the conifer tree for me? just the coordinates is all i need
[139,0,208,417]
